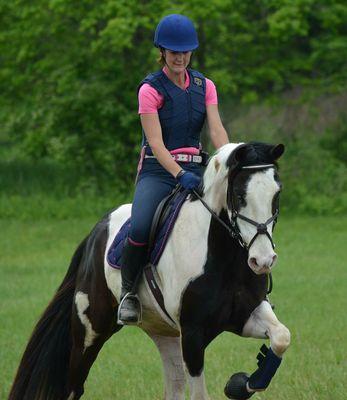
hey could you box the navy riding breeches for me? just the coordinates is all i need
[129,159,202,244]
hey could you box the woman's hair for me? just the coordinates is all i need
[157,48,166,66]
[156,48,194,67]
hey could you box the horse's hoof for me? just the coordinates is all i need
[224,372,254,400]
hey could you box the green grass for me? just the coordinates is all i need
[1,215,346,399]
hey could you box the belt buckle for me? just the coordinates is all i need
[192,155,202,163]
[175,154,189,162]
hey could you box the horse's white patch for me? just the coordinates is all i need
[157,199,211,322]
[187,372,209,400]
[75,292,98,351]
[150,335,186,399]
[104,204,132,302]
[237,168,280,272]
[242,300,290,356]
[203,143,243,212]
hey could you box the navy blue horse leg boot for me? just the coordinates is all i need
[225,345,282,399]
[117,239,148,325]
[247,344,282,391]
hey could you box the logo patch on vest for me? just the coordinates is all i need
[194,77,202,86]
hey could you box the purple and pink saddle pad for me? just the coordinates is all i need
[107,189,188,269]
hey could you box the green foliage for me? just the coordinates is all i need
[226,91,347,215]
[1,0,347,215]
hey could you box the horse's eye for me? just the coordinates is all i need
[237,194,246,207]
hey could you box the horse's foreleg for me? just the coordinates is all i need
[181,327,209,400]
[242,300,290,392]
[149,334,186,400]
[242,300,291,357]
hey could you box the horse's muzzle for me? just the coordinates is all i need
[248,254,277,274]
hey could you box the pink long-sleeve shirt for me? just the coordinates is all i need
[138,67,218,114]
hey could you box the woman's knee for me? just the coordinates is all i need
[129,221,151,244]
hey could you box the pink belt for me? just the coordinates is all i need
[144,153,203,163]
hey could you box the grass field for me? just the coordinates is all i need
[1,215,346,399]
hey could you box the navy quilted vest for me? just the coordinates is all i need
[138,69,206,154]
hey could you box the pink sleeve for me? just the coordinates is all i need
[205,78,218,105]
[138,83,164,114]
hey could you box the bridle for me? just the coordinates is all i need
[193,163,279,252]
[227,164,279,251]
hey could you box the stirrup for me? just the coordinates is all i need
[117,292,142,326]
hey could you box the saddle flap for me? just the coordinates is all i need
[148,185,185,254]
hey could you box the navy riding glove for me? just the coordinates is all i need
[176,170,201,190]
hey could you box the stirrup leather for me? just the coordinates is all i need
[117,292,142,325]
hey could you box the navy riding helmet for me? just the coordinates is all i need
[154,14,199,52]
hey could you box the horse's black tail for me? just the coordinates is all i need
[8,236,88,400]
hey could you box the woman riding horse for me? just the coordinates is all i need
[119,14,230,324]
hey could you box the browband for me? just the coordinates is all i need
[242,164,275,169]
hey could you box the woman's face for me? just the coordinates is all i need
[163,49,192,74]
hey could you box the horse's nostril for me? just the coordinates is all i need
[250,257,258,267]
[271,254,278,266]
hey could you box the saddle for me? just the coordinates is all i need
[107,185,188,269]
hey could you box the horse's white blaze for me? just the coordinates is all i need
[75,292,98,351]
[187,372,209,400]
[104,204,132,302]
[238,168,279,273]
[150,335,186,400]
[67,392,75,400]
[242,300,291,357]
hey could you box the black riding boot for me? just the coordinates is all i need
[117,240,148,325]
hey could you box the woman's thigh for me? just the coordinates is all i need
[130,175,177,243]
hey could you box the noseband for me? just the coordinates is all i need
[193,163,279,252]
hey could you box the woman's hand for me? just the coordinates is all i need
[176,170,201,190]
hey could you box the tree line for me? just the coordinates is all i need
[1,0,346,190]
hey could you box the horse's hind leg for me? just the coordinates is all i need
[66,289,121,399]
[149,334,186,400]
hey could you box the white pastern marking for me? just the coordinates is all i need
[75,291,98,352]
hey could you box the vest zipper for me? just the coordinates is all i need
[186,88,192,144]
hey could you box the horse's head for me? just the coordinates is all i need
[204,142,285,275]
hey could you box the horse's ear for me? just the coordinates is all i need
[227,144,248,169]
[271,144,285,160]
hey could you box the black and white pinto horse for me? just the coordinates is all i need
[9,142,290,400]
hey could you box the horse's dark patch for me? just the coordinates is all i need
[180,142,285,377]
[226,142,281,169]
[180,210,268,376]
